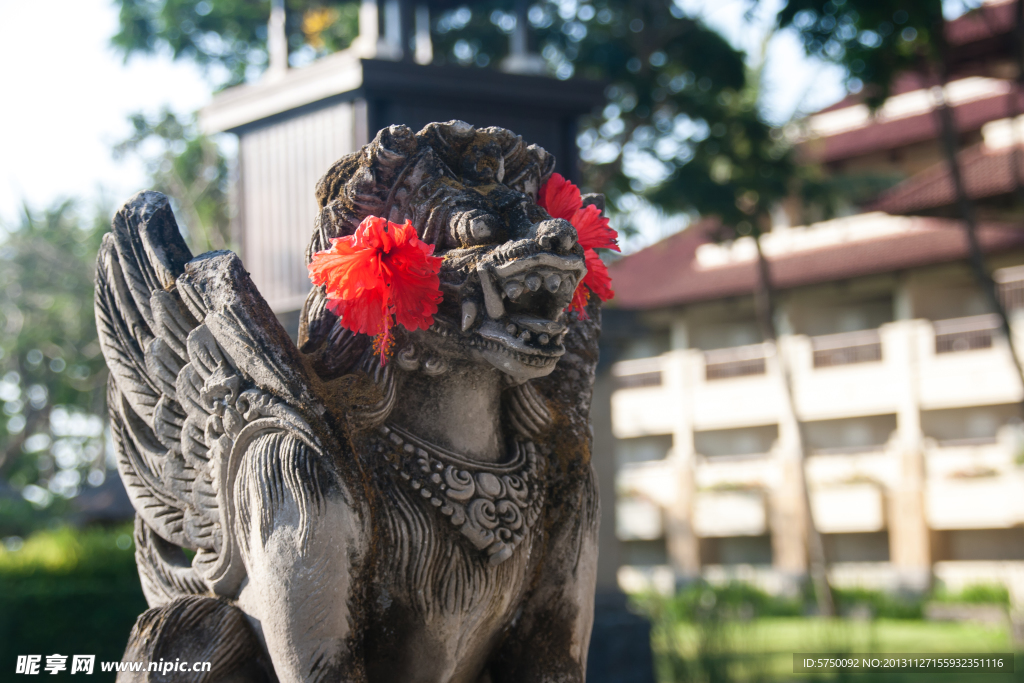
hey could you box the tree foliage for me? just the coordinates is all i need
[0,202,110,516]
[112,0,360,86]
[777,0,960,107]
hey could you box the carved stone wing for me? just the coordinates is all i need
[95,191,329,604]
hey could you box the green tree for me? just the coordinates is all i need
[0,202,110,531]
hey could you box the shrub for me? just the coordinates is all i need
[0,524,146,676]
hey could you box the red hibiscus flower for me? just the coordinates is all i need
[309,216,443,363]
[538,173,619,318]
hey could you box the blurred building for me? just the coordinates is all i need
[601,0,1024,602]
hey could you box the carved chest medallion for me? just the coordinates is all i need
[371,424,545,565]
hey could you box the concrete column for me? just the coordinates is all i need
[664,351,701,578]
[266,0,288,81]
[894,275,914,320]
[414,5,433,65]
[670,316,689,351]
[500,0,547,74]
[888,319,931,589]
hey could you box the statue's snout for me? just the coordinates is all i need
[534,219,577,255]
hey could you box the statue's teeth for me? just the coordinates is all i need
[461,301,478,332]
[525,274,541,292]
[504,281,523,300]
[538,333,549,345]
[544,274,561,293]
[506,323,518,336]
[519,330,531,342]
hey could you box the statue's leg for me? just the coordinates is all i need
[488,466,600,683]
[118,595,276,682]
[233,432,368,683]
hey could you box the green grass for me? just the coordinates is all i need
[637,583,1022,682]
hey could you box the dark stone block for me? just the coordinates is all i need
[587,591,656,683]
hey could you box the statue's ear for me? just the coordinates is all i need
[581,193,606,215]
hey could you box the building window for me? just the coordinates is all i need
[933,314,1000,354]
[615,434,673,468]
[621,539,669,566]
[695,425,778,458]
[921,404,1019,446]
[933,528,1024,561]
[822,532,890,563]
[996,266,1024,312]
[803,414,897,455]
[812,329,883,368]
[612,357,664,390]
[704,344,769,380]
[699,535,773,566]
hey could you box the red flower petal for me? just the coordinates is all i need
[582,248,614,302]
[566,250,615,319]
[537,173,582,222]
[571,204,620,252]
[308,216,443,359]
[385,229,444,332]
[538,174,619,319]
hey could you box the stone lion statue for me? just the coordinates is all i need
[95,121,601,682]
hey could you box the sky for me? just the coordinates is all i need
[686,0,849,124]
[0,0,847,230]
[0,0,211,226]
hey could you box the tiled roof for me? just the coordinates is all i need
[946,0,1014,46]
[609,216,1024,310]
[807,91,1024,163]
[813,73,932,115]
[873,143,1024,214]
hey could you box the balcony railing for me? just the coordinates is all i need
[995,266,1024,312]
[811,329,883,368]
[933,314,1000,354]
[612,357,663,390]
[704,343,769,381]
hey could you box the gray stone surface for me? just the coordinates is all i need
[96,121,601,682]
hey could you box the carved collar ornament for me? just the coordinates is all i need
[536,173,620,318]
[370,424,544,565]
[308,216,444,363]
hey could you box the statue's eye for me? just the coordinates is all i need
[454,209,501,246]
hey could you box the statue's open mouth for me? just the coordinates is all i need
[471,251,585,364]
[430,248,585,373]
